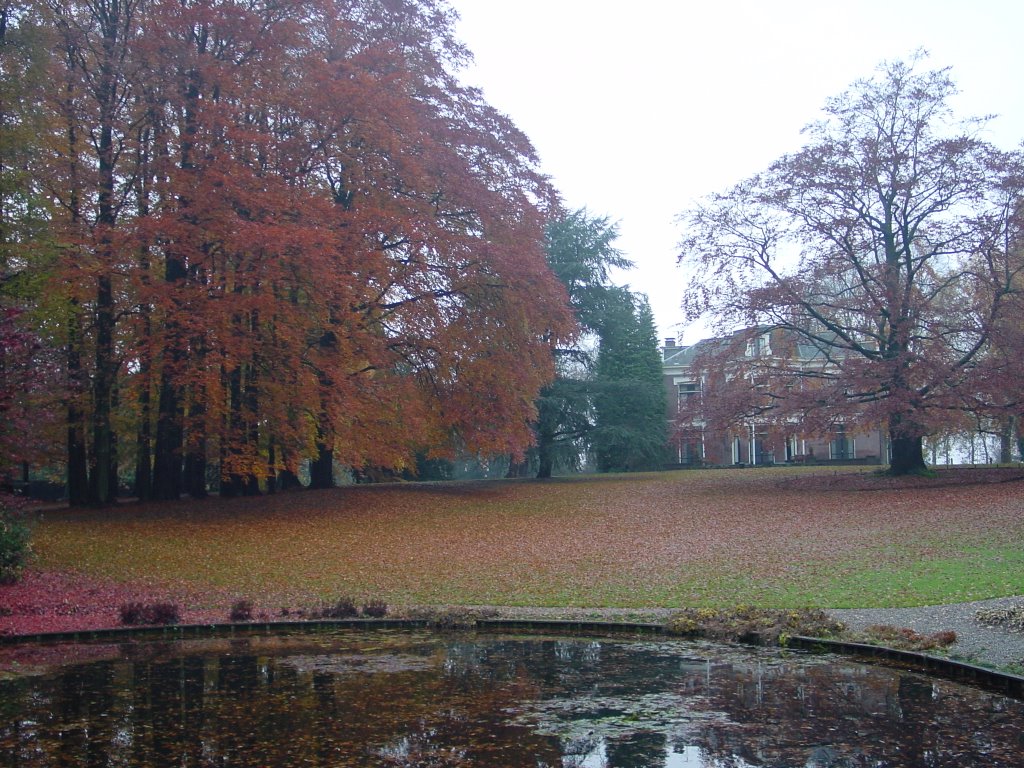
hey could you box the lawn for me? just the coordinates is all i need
[5,466,1024,633]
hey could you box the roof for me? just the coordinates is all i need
[663,326,842,369]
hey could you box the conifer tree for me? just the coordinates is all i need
[531,209,629,478]
[591,292,668,472]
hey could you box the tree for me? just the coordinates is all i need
[958,197,1024,461]
[9,0,573,502]
[530,209,629,478]
[678,55,1024,475]
[591,291,668,472]
[0,2,62,481]
[528,209,667,477]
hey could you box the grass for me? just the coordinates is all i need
[29,466,1024,612]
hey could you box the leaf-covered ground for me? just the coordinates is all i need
[3,467,1024,635]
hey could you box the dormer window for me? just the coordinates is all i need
[745,332,771,358]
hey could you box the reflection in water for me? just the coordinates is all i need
[1,630,1023,767]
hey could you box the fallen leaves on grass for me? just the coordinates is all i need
[0,569,236,635]
[6,467,1024,636]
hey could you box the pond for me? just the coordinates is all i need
[1,629,1023,767]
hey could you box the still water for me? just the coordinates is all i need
[1,629,1022,767]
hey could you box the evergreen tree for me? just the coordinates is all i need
[591,292,668,472]
[530,208,630,478]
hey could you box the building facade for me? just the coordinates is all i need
[662,329,886,467]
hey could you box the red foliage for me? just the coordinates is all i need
[23,0,575,503]
[0,309,61,473]
[677,59,1024,473]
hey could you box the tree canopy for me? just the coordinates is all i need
[0,0,574,502]
[529,209,666,478]
[529,209,627,478]
[591,291,668,472]
[678,55,1024,474]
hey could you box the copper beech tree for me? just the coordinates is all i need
[678,57,1024,474]
[8,0,573,503]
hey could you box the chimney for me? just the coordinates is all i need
[664,337,676,348]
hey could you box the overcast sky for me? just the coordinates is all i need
[452,0,1024,344]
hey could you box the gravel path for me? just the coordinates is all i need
[828,595,1024,669]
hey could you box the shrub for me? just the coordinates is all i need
[118,602,144,625]
[119,602,181,626]
[860,624,957,651]
[229,600,254,622]
[362,599,388,618]
[316,597,359,619]
[665,606,846,645]
[0,495,33,584]
[403,606,498,629]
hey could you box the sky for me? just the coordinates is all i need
[451,0,1024,345]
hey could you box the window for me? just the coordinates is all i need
[745,333,772,358]
[677,381,699,408]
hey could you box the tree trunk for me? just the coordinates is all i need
[220,473,259,498]
[133,375,152,500]
[889,434,926,475]
[276,469,303,491]
[183,397,207,498]
[152,368,183,499]
[266,442,277,494]
[309,439,334,489]
[221,363,254,497]
[184,450,207,498]
[999,416,1015,464]
[67,411,89,505]
[109,384,120,499]
[219,474,239,498]
[224,354,264,497]
[267,443,304,493]
[66,305,90,506]
[151,244,186,500]
[888,412,927,475]
[505,458,530,478]
[89,3,125,506]
[57,29,90,506]
[132,127,154,501]
[152,54,199,501]
[90,273,117,504]
[536,432,553,479]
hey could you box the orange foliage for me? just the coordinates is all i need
[29,0,574,500]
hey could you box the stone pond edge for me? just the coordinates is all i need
[2,618,1022,700]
